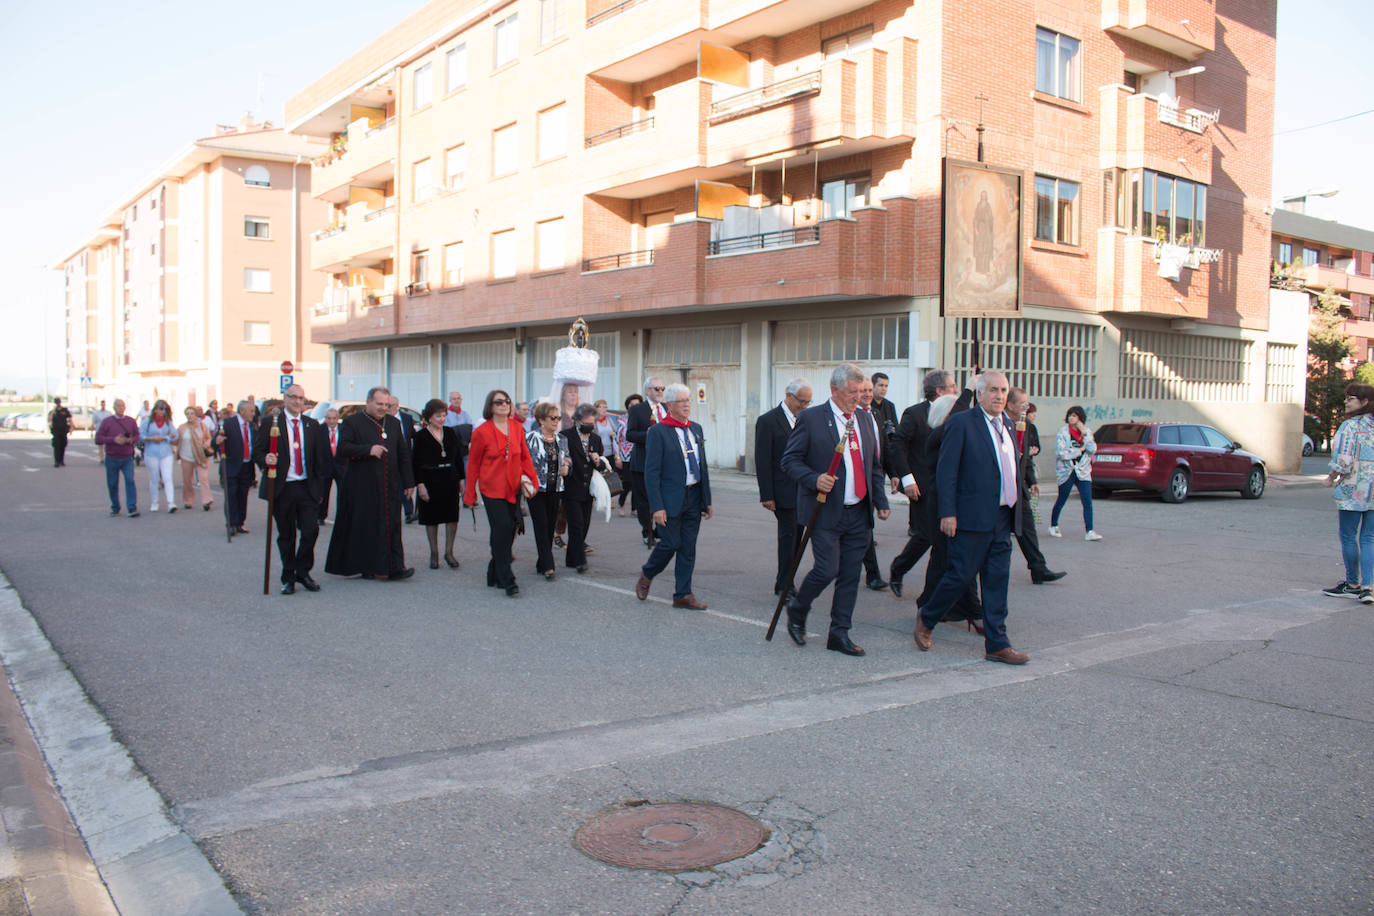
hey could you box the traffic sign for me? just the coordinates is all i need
[280,360,294,375]
[279,374,294,393]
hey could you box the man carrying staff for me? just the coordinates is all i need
[780,364,890,657]
[325,386,416,581]
[256,384,330,595]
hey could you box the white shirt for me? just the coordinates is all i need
[979,407,1017,508]
[780,400,798,429]
[676,426,700,486]
[282,410,307,483]
[828,398,864,506]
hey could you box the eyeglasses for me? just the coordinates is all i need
[1347,396,1362,401]
[492,398,511,405]
[649,386,665,391]
[547,414,562,421]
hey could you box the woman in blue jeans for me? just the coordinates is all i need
[1049,405,1102,541]
[1323,383,1374,603]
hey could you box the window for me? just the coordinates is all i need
[1034,175,1080,245]
[413,158,434,202]
[494,13,519,68]
[412,250,429,287]
[1158,426,1180,445]
[445,44,467,93]
[538,0,565,45]
[243,268,271,292]
[150,241,157,256]
[413,62,433,109]
[1303,247,1320,266]
[822,25,874,60]
[492,229,516,278]
[1200,426,1233,449]
[1135,170,1207,245]
[492,124,518,176]
[149,197,157,211]
[536,218,564,271]
[244,216,270,239]
[244,165,271,187]
[444,145,467,190]
[537,104,566,161]
[243,321,271,345]
[1035,28,1081,102]
[444,242,464,287]
[1278,242,1293,265]
[821,176,871,219]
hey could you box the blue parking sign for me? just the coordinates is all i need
[280,374,293,393]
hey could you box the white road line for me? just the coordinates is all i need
[570,577,808,633]
[25,451,49,460]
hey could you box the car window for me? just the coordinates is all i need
[1095,424,1148,444]
[1178,425,1206,446]
[1157,426,1180,445]
[1199,427,1232,449]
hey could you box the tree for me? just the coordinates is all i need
[1355,362,1374,386]
[1306,286,1351,448]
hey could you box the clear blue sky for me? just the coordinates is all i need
[1,0,1368,389]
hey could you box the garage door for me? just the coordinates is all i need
[772,315,912,415]
[442,341,516,409]
[387,345,433,412]
[334,348,382,400]
[645,325,743,470]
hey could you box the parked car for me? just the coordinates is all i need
[20,413,46,433]
[0,413,19,431]
[1302,433,1314,457]
[306,399,422,431]
[1091,422,1266,503]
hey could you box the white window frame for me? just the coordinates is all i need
[492,123,518,177]
[243,165,271,188]
[243,268,271,293]
[1034,174,1080,246]
[538,0,565,45]
[413,158,434,202]
[244,216,270,239]
[536,218,564,271]
[444,242,465,287]
[822,25,874,61]
[492,229,517,279]
[243,321,271,345]
[1035,27,1081,103]
[445,44,467,93]
[494,13,519,68]
[445,144,467,190]
[536,104,566,162]
[413,62,433,109]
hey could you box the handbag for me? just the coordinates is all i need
[602,469,624,496]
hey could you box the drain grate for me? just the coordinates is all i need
[575,801,768,870]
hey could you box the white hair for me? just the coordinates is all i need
[784,377,811,397]
[927,394,958,429]
[644,376,663,395]
[829,364,865,390]
[973,371,1007,395]
[663,382,690,404]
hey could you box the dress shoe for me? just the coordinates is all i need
[235,526,249,534]
[1031,569,1067,584]
[826,635,865,656]
[914,620,933,651]
[430,554,440,570]
[506,584,520,597]
[295,574,321,592]
[543,571,556,582]
[129,511,141,518]
[280,581,296,595]
[786,620,807,647]
[388,568,415,581]
[889,577,903,598]
[405,514,417,524]
[444,554,460,569]
[672,594,708,610]
[575,564,588,574]
[584,545,596,555]
[635,574,652,600]
[866,578,888,591]
[985,647,1030,665]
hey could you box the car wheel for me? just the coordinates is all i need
[1302,442,1313,457]
[1241,466,1265,499]
[1162,467,1190,503]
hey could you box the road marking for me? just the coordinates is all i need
[25,451,49,460]
[174,593,1343,840]
[570,578,793,632]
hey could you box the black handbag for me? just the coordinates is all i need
[602,469,624,497]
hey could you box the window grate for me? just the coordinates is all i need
[774,317,909,363]
[1265,343,1298,403]
[647,326,741,365]
[1119,329,1250,402]
[952,318,1098,399]
[337,349,381,376]
[443,341,513,372]
[390,345,430,375]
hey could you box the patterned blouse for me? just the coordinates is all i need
[525,429,569,494]
[1330,414,1374,511]
[1054,424,1097,484]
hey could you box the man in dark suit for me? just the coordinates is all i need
[217,399,259,537]
[779,364,891,657]
[256,385,331,595]
[755,377,812,598]
[915,371,1030,665]
[1008,387,1065,585]
[635,383,712,609]
[319,407,343,524]
[388,395,418,523]
[625,376,667,547]
[887,369,963,596]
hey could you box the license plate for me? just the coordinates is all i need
[1094,454,1122,463]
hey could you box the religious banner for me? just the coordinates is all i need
[942,158,1023,318]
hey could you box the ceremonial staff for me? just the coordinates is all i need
[262,422,279,595]
[766,415,853,641]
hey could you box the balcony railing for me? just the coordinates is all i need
[1158,102,1219,133]
[586,0,645,27]
[708,71,822,122]
[363,204,395,222]
[360,291,396,309]
[1154,241,1222,271]
[708,225,820,255]
[312,225,345,241]
[582,249,655,272]
[585,117,655,148]
[365,116,396,138]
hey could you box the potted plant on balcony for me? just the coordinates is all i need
[363,290,380,308]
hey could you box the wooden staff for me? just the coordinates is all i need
[766,416,853,641]
[262,423,279,595]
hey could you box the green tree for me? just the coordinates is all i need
[1307,286,1351,448]
[1355,361,1374,386]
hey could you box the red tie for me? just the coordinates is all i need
[329,427,337,455]
[292,419,304,476]
[843,415,867,501]
[242,419,250,460]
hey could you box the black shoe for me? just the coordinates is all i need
[168,506,177,514]
[128,511,141,518]
[444,554,460,569]
[1031,570,1067,584]
[280,581,296,595]
[786,620,807,647]
[110,509,120,517]
[826,634,866,656]
[295,574,321,592]
[388,568,415,581]
[543,571,556,582]
[506,584,520,597]
[430,555,440,570]
[866,578,888,591]
[575,564,588,574]
[360,573,375,580]
[889,577,903,598]
[406,515,418,524]
[235,526,249,534]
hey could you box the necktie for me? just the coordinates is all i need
[650,403,660,426]
[242,419,250,461]
[682,428,699,479]
[843,415,867,501]
[330,427,337,455]
[992,418,1017,506]
[292,419,304,476]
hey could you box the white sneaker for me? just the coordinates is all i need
[1085,530,1103,541]
[1047,526,1061,538]
[149,505,159,512]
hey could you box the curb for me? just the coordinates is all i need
[0,579,241,915]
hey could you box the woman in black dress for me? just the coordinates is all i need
[560,403,606,574]
[525,401,569,580]
[412,398,467,569]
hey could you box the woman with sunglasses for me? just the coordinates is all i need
[464,389,538,596]
[525,401,570,580]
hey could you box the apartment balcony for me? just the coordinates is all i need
[311,116,397,202]
[1101,0,1215,59]
[581,80,710,198]
[1096,231,1219,317]
[1295,263,1374,298]
[309,286,397,344]
[1099,86,1215,176]
[309,204,395,273]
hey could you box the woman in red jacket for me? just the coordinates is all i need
[464,389,538,596]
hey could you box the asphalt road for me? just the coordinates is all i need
[0,434,1368,914]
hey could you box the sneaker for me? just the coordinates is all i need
[1047,526,1062,538]
[1323,581,1362,598]
[1361,590,1374,605]
[109,509,120,517]
[1084,530,1103,541]
[168,506,177,514]
[128,511,140,518]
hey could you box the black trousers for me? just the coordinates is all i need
[527,490,560,574]
[1015,520,1048,576]
[273,480,320,582]
[318,477,333,522]
[862,537,883,583]
[790,502,871,641]
[483,495,520,589]
[631,468,652,537]
[564,496,592,567]
[225,468,255,528]
[916,495,982,621]
[890,498,934,580]
[52,435,68,466]
[771,505,800,594]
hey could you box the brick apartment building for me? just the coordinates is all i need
[1271,206,1374,366]
[57,120,332,413]
[286,0,1304,471]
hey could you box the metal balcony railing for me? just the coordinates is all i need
[584,117,655,148]
[586,0,645,27]
[708,225,820,255]
[1157,102,1219,133]
[582,249,654,272]
[362,205,395,222]
[365,116,396,138]
[708,72,822,122]
[1154,240,1222,270]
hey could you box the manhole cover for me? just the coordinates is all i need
[575,802,768,870]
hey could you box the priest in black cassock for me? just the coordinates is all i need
[325,386,417,580]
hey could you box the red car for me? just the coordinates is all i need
[1090,422,1266,503]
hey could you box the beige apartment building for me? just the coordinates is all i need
[287,0,1304,472]
[58,119,332,413]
